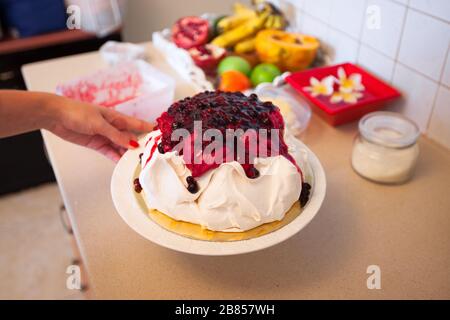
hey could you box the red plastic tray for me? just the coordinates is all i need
[286,63,401,126]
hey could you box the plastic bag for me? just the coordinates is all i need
[65,0,126,37]
[56,61,175,122]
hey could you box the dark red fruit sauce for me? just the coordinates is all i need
[152,91,301,180]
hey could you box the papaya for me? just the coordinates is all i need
[255,29,319,72]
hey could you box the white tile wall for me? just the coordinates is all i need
[409,0,450,22]
[398,9,450,81]
[303,0,333,23]
[301,15,329,42]
[391,64,438,131]
[357,45,395,82]
[326,29,359,63]
[361,0,407,59]
[441,47,450,87]
[329,0,366,39]
[281,0,450,149]
[392,0,408,5]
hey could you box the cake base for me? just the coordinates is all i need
[147,201,301,242]
[135,168,305,242]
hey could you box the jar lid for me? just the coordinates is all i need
[359,112,420,148]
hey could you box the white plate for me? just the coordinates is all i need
[111,138,326,256]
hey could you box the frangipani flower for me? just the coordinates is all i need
[337,67,365,93]
[330,90,363,104]
[304,76,335,97]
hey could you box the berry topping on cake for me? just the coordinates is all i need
[154,91,301,180]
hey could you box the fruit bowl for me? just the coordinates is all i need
[152,2,321,94]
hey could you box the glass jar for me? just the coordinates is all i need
[351,112,420,184]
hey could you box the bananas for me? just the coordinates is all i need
[211,11,269,48]
[211,1,288,50]
[234,37,256,53]
[217,3,257,33]
[264,13,286,29]
[256,1,287,29]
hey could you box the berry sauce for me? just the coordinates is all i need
[150,91,303,181]
[143,135,162,167]
[152,91,302,181]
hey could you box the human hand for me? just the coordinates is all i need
[47,96,153,162]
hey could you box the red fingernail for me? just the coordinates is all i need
[129,140,140,148]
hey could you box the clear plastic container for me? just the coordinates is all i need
[56,60,175,122]
[254,83,311,136]
[100,41,148,65]
[351,112,420,184]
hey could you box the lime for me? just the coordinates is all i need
[250,63,282,86]
[217,56,252,76]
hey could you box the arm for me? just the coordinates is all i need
[0,90,154,161]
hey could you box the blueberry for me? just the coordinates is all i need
[247,167,260,179]
[186,176,195,184]
[158,143,165,154]
[299,182,312,207]
[187,182,199,194]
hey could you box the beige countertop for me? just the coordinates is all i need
[22,44,450,299]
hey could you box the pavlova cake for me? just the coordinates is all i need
[134,91,311,233]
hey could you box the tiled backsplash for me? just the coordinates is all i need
[275,0,450,149]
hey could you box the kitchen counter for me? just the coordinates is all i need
[22,44,450,299]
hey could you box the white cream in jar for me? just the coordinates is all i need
[351,112,420,184]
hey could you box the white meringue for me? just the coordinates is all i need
[139,130,304,232]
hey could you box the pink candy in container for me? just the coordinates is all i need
[56,61,175,122]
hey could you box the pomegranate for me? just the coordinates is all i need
[188,44,226,76]
[171,16,209,50]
